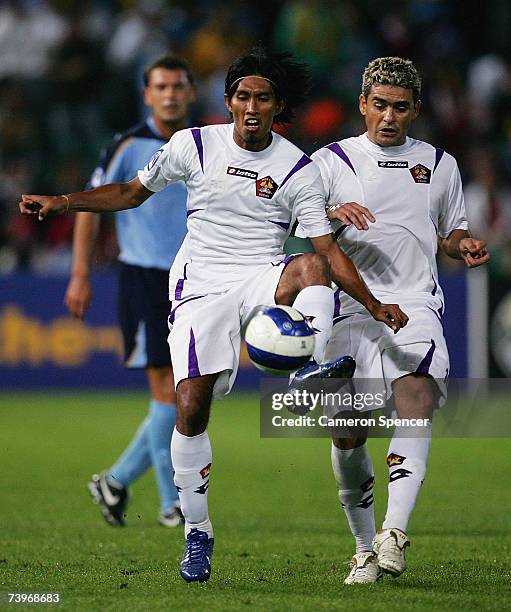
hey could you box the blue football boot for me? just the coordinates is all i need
[180,528,214,583]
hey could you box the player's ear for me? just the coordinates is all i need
[359,94,367,116]
[275,99,285,117]
[224,94,232,113]
[413,100,421,119]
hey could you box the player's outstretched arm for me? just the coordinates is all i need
[64,212,100,320]
[326,202,375,230]
[439,229,490,268]
[310,233,409,333]
[19,177,153,221]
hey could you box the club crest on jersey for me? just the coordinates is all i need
[256,176,278,199]
[409,163,431,184]
[378,160,408,168]
[226,166,258,180]
[387,453,406,467]
[199,463,212,479]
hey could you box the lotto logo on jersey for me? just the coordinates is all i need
[227,166,258,180]
[256,176,278,199]
[387,453,406,467]
[409,163,431,184]
[378,160,408,168]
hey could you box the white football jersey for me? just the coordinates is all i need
[309,133,468,314]
[138,123,331,298]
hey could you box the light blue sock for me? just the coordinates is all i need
[148,400,178,512]
[108,417,152,487]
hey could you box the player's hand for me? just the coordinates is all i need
[327,202,376,230]
[64,275,93,320]
[459,238,490,268]
[368,301,409,334]
[19,194,68,221]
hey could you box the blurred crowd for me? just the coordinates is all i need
[1,0,510,275]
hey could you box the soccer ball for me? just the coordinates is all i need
[244,305,315,375]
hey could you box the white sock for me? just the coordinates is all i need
[170,428,213,538]
[382,423,432,532]
[292,285,334,363]
[331,443,376,552]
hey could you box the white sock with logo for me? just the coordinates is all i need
[171,428,213,538]
[331,443,376,552]
[292,285,334,363]
[382,423,432,532]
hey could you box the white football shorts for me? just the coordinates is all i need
[167,258,294,399]
[324,306,449,407]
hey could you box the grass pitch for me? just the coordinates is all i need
[1,392,510,611]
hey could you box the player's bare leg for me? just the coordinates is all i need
[171,374,217,582]
[373,373,436,576]
[332,428,380,584]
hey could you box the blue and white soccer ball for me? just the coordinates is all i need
[244,305,315,375]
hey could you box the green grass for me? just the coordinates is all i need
[0,392,510,611]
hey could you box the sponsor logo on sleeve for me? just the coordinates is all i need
[409,163,431,184]
[256,176,278,199]
[226,166,258,180]
[146,148,164,172]
[378,160,409,168]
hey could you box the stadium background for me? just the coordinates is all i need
[1,3,510,609]
[1,0,510,385]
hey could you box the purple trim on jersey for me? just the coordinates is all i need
[191,128,204,172]
[335,224,348,238]
[327,143,357,175]
[279,154,312,189]
[188,328,200,377]
[271,254,297,267]
[269,220,291,231]
[175,263,188,300]
[433,148,444,173]
[168,294,206,325]
[431,274,437,296]
[333,288,342,318]
[187,208,203,218]
[426,306,443,325]
[416,339,436,375]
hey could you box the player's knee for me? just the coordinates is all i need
[296,252,330,286]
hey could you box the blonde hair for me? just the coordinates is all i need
[362,57,421,103]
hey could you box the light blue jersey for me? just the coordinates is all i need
[89,117,188,270]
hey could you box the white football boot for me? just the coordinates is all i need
[344,551,382,585]
[372,528,410,576]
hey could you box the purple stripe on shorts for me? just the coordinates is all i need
[269,220,291,231]
[335,224,348,238]
[426,306,443,325]
[271,254,297,267]
[433,148,444,173]
[191,128,204,172]
[279,154,312,190]
[333,314,351,326]
[188,328,200,378]
[174,263,188,300]
[168,294,206,325]
[431,274,437,296]
[333,288,341,318]
[326,143,357,175]
[416,339,436,375]
[187,208,203,218]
